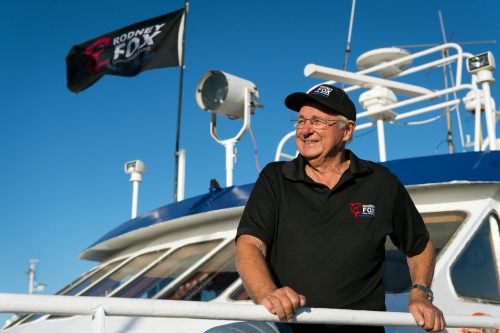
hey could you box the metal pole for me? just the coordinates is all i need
[92,306,106,333]
[224,141,236,187]
[342,0,356,71]
[131,180,139,218]
[474,88,482,151]
[482,81,497,150]
[376,119,387,162]
[173,0,189,202]
[176,148,186,200]
[1,293,499,329]
[28,260,37,295]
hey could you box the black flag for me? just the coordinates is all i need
[66,9,184,93]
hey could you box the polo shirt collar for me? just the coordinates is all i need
[281,149,372,182]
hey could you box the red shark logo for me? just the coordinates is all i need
[83,37,110,73]
[349,202,363,219]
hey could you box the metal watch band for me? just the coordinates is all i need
[411,284,434,302]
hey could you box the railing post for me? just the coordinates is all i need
[92,306,106,333]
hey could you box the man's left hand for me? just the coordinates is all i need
[408,291,446,332]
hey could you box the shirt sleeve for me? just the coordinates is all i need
[236,163,279,249]
[388,180,429,257]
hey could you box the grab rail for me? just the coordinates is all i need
[1,293,499,333]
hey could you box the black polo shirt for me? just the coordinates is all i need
[236,150,429,311]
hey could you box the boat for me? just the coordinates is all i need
[1,8,499,333]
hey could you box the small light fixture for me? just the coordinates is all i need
[124,160,146,218]
[467,52,496,74]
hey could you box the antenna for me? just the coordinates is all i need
[27,259,45,294]
[438,10,454,154]
[343,0,357,71]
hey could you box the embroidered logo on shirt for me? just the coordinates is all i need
[349,202,376,219]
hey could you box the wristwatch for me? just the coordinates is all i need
[411,284,434,302]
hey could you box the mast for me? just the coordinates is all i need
[173,0,189,202]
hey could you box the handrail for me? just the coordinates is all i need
[319,43,465,91]
[1,293,499,331]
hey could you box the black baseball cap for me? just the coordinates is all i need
[284,84,356,121]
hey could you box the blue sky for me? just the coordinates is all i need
[0,0,499,324]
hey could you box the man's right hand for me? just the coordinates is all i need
[257,286,306,322]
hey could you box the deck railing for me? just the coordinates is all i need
[1,293,499,333]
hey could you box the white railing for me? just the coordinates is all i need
[1,293,499,333]
[348,43,466,90]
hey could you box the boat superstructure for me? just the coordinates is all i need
[1,40,499,332]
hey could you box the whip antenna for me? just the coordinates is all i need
[438,10,456,154]
[343,0,357,71]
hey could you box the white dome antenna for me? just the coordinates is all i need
[357,48,413,78]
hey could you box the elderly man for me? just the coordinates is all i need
[235,84,445,332]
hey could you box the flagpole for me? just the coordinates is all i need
[173,0,189,202]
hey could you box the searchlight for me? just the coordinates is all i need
[196,70,262,187]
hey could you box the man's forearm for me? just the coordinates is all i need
[235,235,307,322]
[407,239,436,287]
[406,239,446,331]
[235,235,277,303]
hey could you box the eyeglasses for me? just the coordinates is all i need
[292,117,342,130]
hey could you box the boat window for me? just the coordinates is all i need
[80,249,167,297]
[112,239,221,299]
[161,242,239,301]
[230,285,250,301]
[60,259,126,296]
[383,211,466,293]
[5,260,127,328]
[450,214,500,302]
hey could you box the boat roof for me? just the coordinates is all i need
[82,151,500,260]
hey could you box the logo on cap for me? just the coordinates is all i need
[312,85,333,97]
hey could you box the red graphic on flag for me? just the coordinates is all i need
[83,38,110,73]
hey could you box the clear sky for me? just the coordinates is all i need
[0,0,499,324]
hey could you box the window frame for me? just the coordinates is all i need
[449,211,500,304]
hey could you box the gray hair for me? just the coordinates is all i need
[336,115,354,144]
[337,115,348,130]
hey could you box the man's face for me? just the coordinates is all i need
[295,104,353,161]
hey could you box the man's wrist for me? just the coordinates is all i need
[411,284,434,302]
